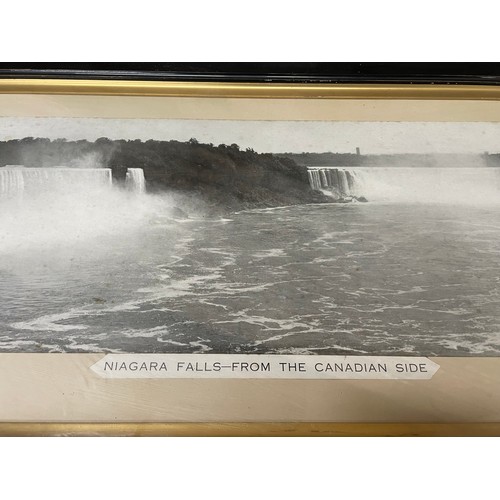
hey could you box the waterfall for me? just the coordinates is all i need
[0,168,25,198]
[346,170,355,191]
[307,166,500,203]
[0,166,148,200]
[320,169,328,188]
[308,169,322,191]
[350,167,500,203]
[307,167,359,198]
[338,170,349,195]
[0,167,112,199]
[125,168,146,193]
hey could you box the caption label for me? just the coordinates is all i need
[91,354,439,380]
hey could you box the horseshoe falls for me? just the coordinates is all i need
[307,166,500,204]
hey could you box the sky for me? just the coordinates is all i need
[0,117,499,155]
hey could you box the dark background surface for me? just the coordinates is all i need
[0,62,499,84]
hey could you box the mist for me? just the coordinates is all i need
[352,166,500,204]
[0,167,200,261]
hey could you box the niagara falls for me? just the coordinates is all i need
[2,121,500,356]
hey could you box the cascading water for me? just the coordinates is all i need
[320,169,328,189]
[307,166,500,203]
[338,170,349,195]
[125,168,146,193]
[0,168,25,198]
[307,167,359,198]
[0,167,113,198]
[307,169,322,191]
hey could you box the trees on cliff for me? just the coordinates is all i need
[0,137,325,210]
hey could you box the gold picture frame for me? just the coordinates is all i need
[2,77,500,436]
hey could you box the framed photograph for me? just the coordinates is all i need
[2,68,500,435]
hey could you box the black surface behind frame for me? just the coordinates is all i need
[0,62,499,84]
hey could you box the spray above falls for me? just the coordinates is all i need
[308,166,500,204]
[0,166,151,255]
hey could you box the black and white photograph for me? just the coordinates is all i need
[2,117,500,357]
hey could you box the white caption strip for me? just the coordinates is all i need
[91,354,439,380]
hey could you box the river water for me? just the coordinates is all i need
[2,167,500,355]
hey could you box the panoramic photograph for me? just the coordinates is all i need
[1,118,500,356]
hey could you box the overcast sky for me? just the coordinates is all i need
[0,117,499,155]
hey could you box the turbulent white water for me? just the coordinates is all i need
[2,200,500,356]
[308,166,500,203]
